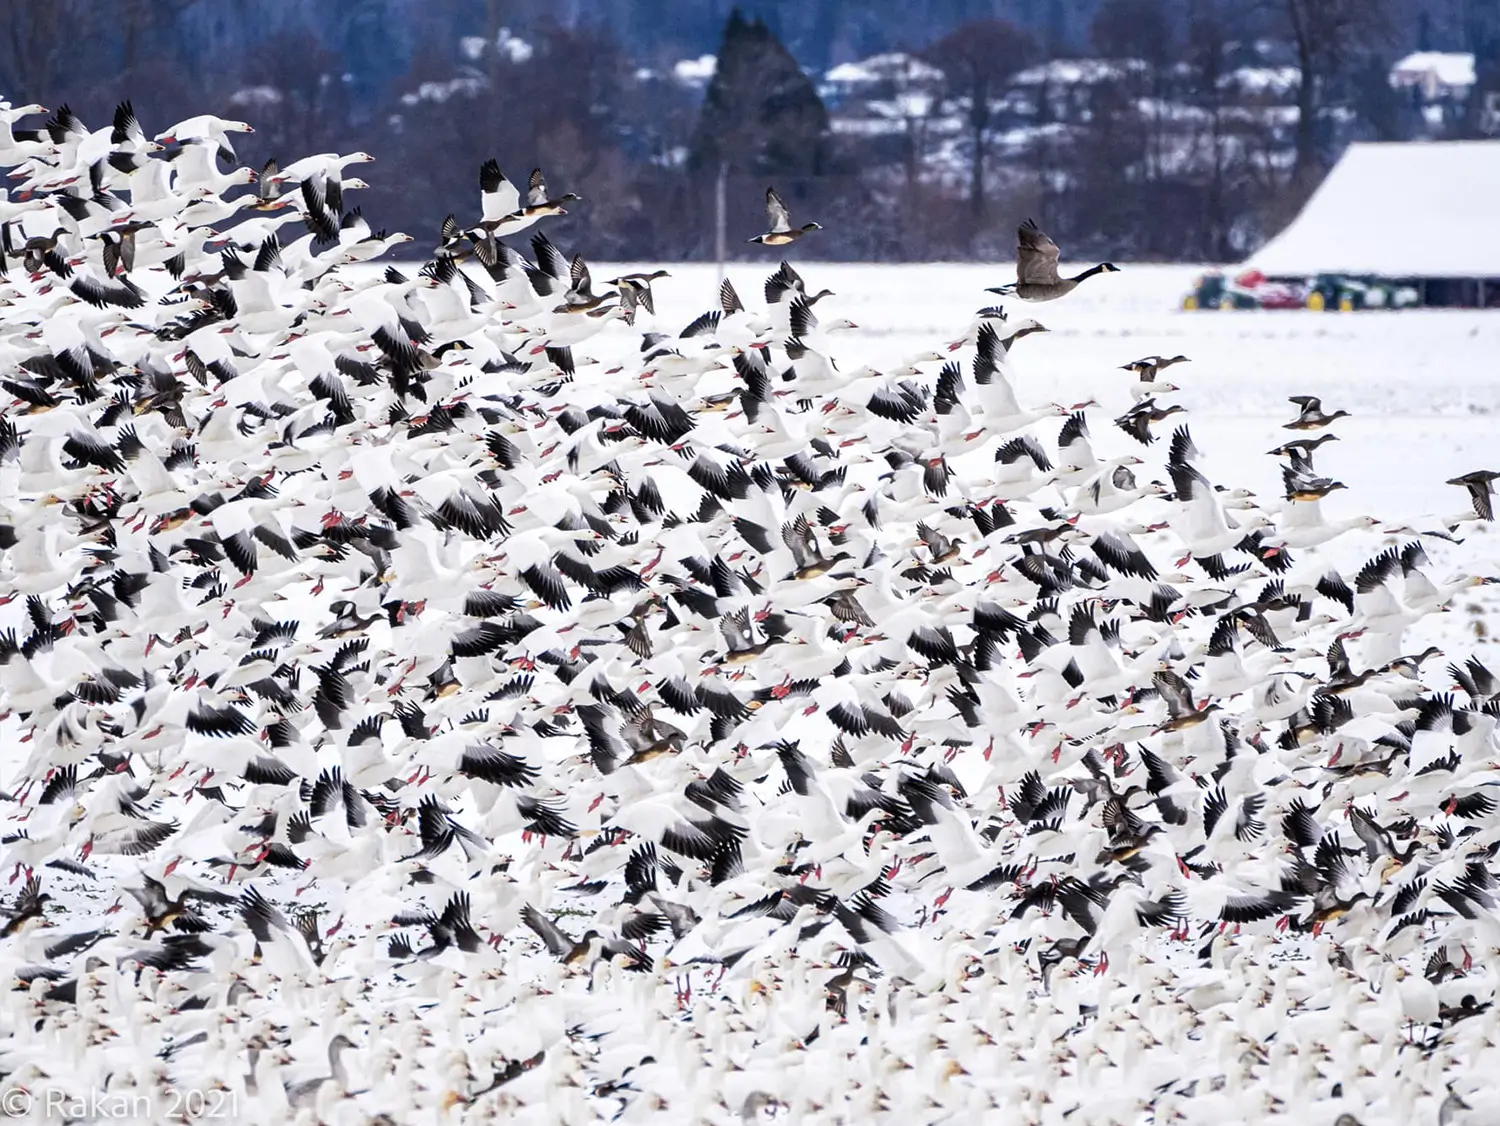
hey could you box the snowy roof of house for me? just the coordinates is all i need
[1247,141,1500,278]
[1220,66,1300,96]
[825,53,944,86]
[1389,52,1475,90]
[1012,58,1147,86]
[674,55,717,85]
[458,28,533,64]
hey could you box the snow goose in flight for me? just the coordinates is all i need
[267,150,374,196]
[475,157,520,223]
[988,219,1119,301]
[1117,358,1185,402]
[784,296,857,364]
[1262,475,1378,549]
[38,104,114,175]
[945,305,1045,352]
[987,434,1057,498]
[747,187,821,246]
[156,113,253,161]
[0,102,47,163]
[169,136,259,197]
[764,259,833,336]
[460,162,575,261]
[1164,425,1269,569]
[1069,461,1166,515]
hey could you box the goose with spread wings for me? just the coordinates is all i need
[748,187,821,246]
[988,219,1118,301]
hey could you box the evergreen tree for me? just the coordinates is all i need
[689,9,831,179]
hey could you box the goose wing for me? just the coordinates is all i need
[521,904,577,959]
[719,607,755,653]
[567,254,595,303]
[479,159,520,221]
[1153,669,1197,719]
[1016,219,1062,285]
[781,514,817,568]
[527,167,548,207]
[765,187,792,234]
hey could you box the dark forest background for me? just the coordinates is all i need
[3,0,1496,262]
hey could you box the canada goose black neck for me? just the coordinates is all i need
[1073,263,1118,282]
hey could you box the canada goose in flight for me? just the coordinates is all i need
[988,219,1119,301]
[1283,396,1349,430]
[748,187,821,246]
[1447,469,1500,521]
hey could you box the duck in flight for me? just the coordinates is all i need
[748,187,821,246]
[1284,396,1349,431]
[1447,469,1500,521]
[608,269,670,324]
[1121,355,1189,381]
[988,219,1119,301]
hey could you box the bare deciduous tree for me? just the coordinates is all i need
[1278,0,1395,183]
[925,19,1037,228]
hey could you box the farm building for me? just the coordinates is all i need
[1248,141,1500,308]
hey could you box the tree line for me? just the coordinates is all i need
[2,0,1494,262]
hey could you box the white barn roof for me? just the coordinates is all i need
[1248,141,1500,278]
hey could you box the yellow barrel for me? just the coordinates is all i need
[1339,295,1354,312]
[1182,295,1198,310]
[1307,291,1325,311]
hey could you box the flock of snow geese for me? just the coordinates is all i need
[1,98,1499,1125]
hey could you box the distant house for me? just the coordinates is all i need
[820,53,946,138]
[1010,58,1150,120]
[821,53,943,112]
[1389,52,1475,134]
[1389,52,1475,100]
[1248,140,1500,308]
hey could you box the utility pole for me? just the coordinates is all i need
[715,161,728,289]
